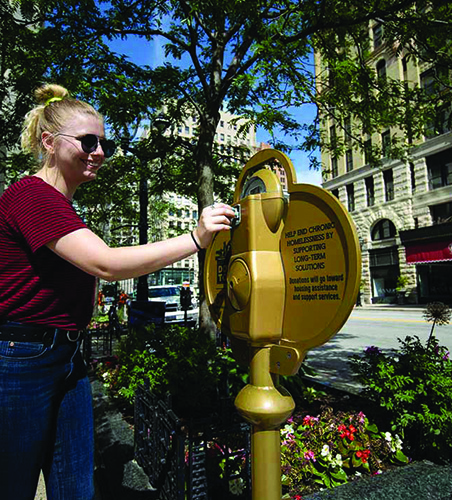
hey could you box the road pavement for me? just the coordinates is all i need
[304,304,452,392]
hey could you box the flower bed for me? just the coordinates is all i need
[281,405,408,498]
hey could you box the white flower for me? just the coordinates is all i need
[384,431,392,442]
[332,454,343,468]
[355,471,362,477]
[394,434,403,451]
[321,444,330,457]
[281,424,294,436]
[102,372,109,380]
[229,478,244,495]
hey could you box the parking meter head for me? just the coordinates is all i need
[205,149,361,376]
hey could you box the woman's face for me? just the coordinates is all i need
[52,113,106,186]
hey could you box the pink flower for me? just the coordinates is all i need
[304,450,316,462]
[302,415,319,426]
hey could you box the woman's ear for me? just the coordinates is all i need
[41,131,54,154]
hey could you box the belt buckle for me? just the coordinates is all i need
[66,330,82,342]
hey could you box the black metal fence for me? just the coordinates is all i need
[134,385,251,500]
[82,326,117,363]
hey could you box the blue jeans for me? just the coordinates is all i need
[0,334,95,500]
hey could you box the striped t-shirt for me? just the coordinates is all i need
[0,176,95,330]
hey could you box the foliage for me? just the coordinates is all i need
[395,275,409,292]
[100,325,249,417]
[280,406,408,497]
[349,336,452,462]
[96,326,328,419]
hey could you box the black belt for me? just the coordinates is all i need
[0,322,83,346]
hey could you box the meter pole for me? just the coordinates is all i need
[235,345,295,500]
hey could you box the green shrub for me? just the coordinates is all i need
[109,325,250,417]
[349,336,452,462]
[96,324,327,419]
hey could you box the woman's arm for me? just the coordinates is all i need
[46,203,235,281]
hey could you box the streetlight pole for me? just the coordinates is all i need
[136,173,149,302]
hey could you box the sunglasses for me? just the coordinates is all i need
[56,133,116,158]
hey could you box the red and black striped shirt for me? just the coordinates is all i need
[0,176,95,329]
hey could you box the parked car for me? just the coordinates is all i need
[148,285,199,325]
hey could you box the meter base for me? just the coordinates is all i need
[234,346,295,500]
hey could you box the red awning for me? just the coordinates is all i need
[405,240,452,264]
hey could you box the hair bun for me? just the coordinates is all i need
[35,84,70,106]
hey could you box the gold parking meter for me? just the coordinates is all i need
[204,149,361,500]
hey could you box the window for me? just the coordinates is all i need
[369,247,399,266]
[381,130,391,157]
[372,219,396,241]
[427,149,452,189]
[421,68,447,97]
[331,189,339,199]
[192,210,198,219]
[331,157,338,178]
[346,184,355,212]
[402,56,408,76]
[376,59,386,80]
[421,69,451,137]
[364,138,372,165]
[346,149,353,172]
[384,169,394,201]
[373,23,383,49]
[431,202,452,224]
[185,126,190,135]
[329,125,337,147]
[410,162,416,193]
[365,176,375,206]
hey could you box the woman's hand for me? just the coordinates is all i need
[193,202,236,249]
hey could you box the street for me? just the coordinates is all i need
[304,306,452,392]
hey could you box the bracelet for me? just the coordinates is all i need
[191,231,202,252]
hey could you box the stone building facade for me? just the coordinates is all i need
[316,21,452,305]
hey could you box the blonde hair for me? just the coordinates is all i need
[21,84,102,163]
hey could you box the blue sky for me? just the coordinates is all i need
[107,35,322,186]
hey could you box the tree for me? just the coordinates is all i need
[3,0,452,336]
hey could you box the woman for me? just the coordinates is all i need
[0,84,234,500]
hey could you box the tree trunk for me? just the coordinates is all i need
[196,117,219,341]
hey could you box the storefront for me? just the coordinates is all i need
[400,223,452,304]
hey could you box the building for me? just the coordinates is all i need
[316,20,452,305]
